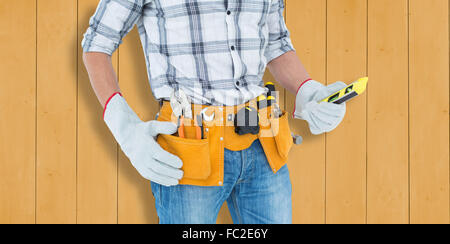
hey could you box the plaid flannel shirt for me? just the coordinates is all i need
[82,0,294,105]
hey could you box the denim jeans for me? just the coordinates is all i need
[151,140,292,224]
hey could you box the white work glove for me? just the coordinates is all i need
[104,93,183,186]
[294,80,347,135]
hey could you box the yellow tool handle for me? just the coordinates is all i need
[321,77,368,104]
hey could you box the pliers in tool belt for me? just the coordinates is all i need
[170,90,192,138]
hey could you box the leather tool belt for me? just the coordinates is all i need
[156,99,293,186]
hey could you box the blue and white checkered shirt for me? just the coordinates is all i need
[82,0,294,105]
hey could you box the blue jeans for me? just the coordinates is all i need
[151,140,292,224]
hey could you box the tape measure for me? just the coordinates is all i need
[321,77,368,104]
[234,106,260,135]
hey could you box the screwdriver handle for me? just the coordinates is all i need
[265,82,277,107]
[265,82,276,95]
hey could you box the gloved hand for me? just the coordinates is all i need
[293,80,347,135]
[103,93,183,186]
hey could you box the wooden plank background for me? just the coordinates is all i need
[0,0,448,224]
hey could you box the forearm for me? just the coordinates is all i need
[267,51,311,94]
[82,52,120,107]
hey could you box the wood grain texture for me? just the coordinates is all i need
[0,0,36,224]
[77,0,119,224]
[409,0,450,224]
[367,0,409,224]
[36,0,77,224]
[326,0,368,224]
[285,0,327,224]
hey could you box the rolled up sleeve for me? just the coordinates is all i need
[81,0,145,56]
[264,0,295,63]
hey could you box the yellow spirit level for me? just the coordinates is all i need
[321,77,368,104]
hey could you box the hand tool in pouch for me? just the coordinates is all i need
[170,89,192,138]
[260,82,303,145]
[201,107,215,122]
[195,114,204,140]
[192,107,214,139]
[178,115,185,138]
[258,82,283,118]
[321,77,368,104]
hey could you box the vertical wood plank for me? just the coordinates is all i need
[0,0,36,224]
[367,0,409,224]
[326,0,367,224]
[36,0,77,224]
[117,28,159,224]
[285,0,327,224]
[409,0,449,224]
[77,0,119,224]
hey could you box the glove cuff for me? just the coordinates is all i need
[103,92,122,119]
[292,79,318,118]
[295,79,313,97]
[103,93,141,145]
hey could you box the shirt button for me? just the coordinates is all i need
[231,45,235,51]
[227,10,231,15]
[220,137,224,141]
[235,80,244,88]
